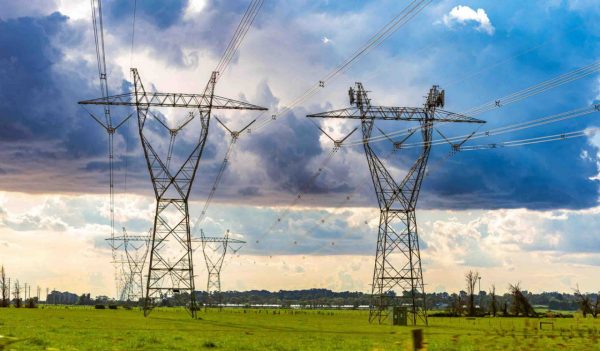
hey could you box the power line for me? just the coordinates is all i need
[90,0,119,298]
[216,0,264,79]
[244,68,599,262]
[256,125,598,267]
[219,2,436,252]
[460,128,598,151]
[399,105,599,150]
[251,0,433,133]
[344,60,600,147]
[464,60,600,116]
[184,1,264,232]
[443,40,552,89]
[231,146,342,254]
[130,0,137,67]
[191,118,255,234]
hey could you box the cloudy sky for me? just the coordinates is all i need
[1,0,600,297]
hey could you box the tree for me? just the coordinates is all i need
[574,286,593,318]
[593,292,600,318]
[501,300,508,316]
[451,294,464,316]
[0,265,7,307]
[13,280,21,308]
[509,283,535,317]
[489,285,497,317]
[465,271,480,316]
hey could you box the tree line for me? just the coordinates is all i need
[441,270,600,318]
[2,264,598,316]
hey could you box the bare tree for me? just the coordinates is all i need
[574,285,593,318]
[13,279,21,308]
[489,285,497,317]
[465,271,480,316]
[0,265,7,307]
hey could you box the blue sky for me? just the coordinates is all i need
[0,0,599,296]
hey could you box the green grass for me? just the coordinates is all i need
[1,306,600,350]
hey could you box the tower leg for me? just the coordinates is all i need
[369,210,427,325]
[144,199,197,318]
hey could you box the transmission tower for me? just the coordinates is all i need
[108,228,150,305]
[307,83,485,325]
[85,0,134,298]
[80,69,266,317]
[196,230,245,309]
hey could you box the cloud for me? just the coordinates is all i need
[0,0,58,19]
[585,127,600,181]
[442,5,495,35]
[3,191,600,294]
[184,0,208,20]
[107,0,189,30]
[0,0,599,212]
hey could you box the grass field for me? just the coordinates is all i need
[1,307,600,350]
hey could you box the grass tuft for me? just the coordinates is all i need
[203,341,217,348]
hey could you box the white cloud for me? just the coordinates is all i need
[56,0,90,21]
[585,127,600,181]
[184,0,208,20]
[442,5,495,35]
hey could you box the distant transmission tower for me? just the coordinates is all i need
[109,228,150,305]
[197,230,245,309]
[86,0,134,298]
[80,69,266,317]
[308,83,485,325]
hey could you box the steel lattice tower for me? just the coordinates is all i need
[197,230,245,309]
[80,69,266,317]
[108,228,151,305]
[308,83,484,325]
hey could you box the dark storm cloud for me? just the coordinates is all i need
[238,186,261,196]
[0,13,68,139]
[100,0,265,69]
[0,12,106,151]
[0,1,599,213]
[235,81,354,196]
[422,138,599,210]
[246,108,324,193]
[416,72,600,211]
[0,12,142,193]
[107,0,189,30]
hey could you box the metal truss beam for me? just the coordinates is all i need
[307,106,485,123]
[79,92,266,110]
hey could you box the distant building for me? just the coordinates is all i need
[47,290,79,305]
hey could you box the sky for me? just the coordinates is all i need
[1,0,600,298]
